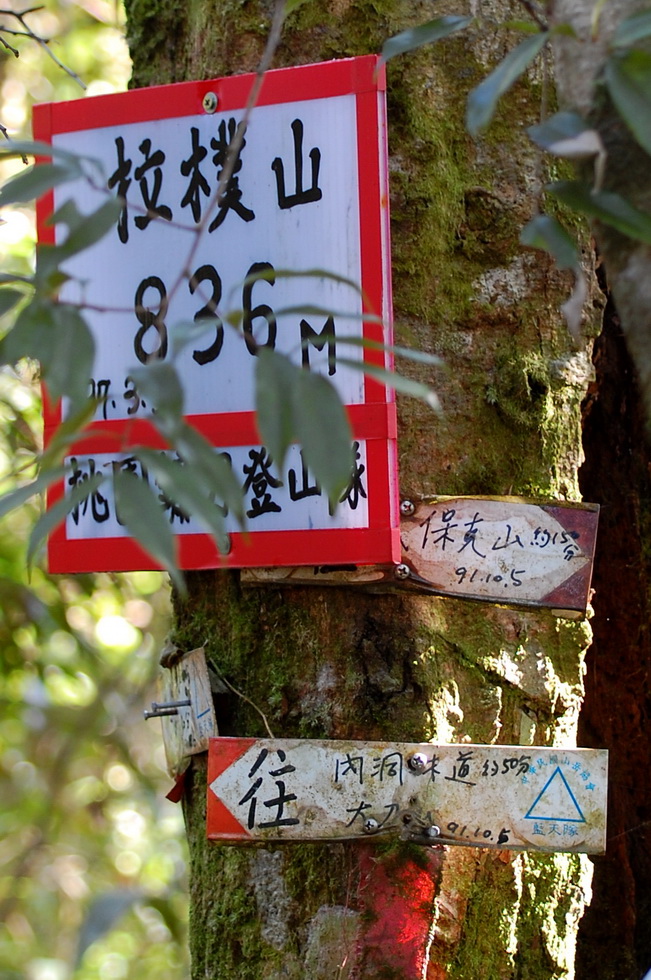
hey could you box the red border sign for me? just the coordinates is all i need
[34,56,400,572]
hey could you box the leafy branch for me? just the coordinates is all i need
[380,4,651,340]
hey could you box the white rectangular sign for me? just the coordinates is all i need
[207,738,608,854]
[35,57,399,572]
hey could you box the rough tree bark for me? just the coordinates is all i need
[123,1,603,977]
[551,3,651,978]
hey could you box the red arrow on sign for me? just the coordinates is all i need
[206,737,257,840]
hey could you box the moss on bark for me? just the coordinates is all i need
[124,0,599,976]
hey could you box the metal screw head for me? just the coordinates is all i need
[363,817,379,834]
[395,563,411,581]
[426,825,441,839]
[408,752,428,772]
[400,499,415,517]
[203,91,218,113]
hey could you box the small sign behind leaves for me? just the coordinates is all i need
[207,738,608,854]
[158,647,218,777]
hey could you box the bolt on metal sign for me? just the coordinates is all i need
[207,738,608,854]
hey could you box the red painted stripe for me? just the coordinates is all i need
[46,523,400,573]
[43,402,397,453]
[32,56,383,134]
[356,845,442,978]
[206,737,257,840]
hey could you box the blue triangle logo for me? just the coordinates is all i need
[524,766,585,823]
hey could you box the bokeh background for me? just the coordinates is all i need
[0,3,189,977]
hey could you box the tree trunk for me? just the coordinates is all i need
[551,3,651,977]
[123,1,599,976]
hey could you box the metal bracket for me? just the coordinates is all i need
[144,699,191,719]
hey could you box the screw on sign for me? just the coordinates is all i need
[206,738,608,854]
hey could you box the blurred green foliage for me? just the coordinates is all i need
[1,4,188,978]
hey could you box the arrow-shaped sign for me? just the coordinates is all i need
[399,498,599,614]
[207,738,608,854]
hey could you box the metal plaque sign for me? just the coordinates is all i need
[400,498,599,614]
[34,56,399,573]
[207,738,608,854]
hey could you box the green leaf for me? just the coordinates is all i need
[546,179,651,244]
[0,465,66,521]
[51,197,123,258]
[284,0,312,13]
[0,271,33,285]
[112,469,184,593]
[605,50,651,156]
[379,16,472,67]
[520,214,580,270]
[336,335,443,366]
[337,359,441,411]
[273,305,381,324]
[167,318,216,359]
[502,20,541,34]
[466,32,548,136]
[39,399,98,471]
[27,471,105,566]
[75,890,141,967]
[293,371,353,504]
[48,305,95,407]
[252,266,362,289]
[172,424,246,524]
[0,288,25,319]
[528,111,592,150]
[2,301,58,369]
[129,363,184,435]
[612,9,651,47]
[549,22,577,39]
[134,449,231,554]
[255,348,298,469]
[2,301,94,405]
[0,139,89,164]
[0,162,78,207]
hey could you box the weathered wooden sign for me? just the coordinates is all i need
[35,56,399,573]
[400,498,599,614]
[207,738,608,854]
[152,647,218,778]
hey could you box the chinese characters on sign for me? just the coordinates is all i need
[207,738,608,854]
[34,57,399,573]
[64,443,370,540]
[400,498,599,614]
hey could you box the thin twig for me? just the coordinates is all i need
[212,667,275,738]
[0,6,85,89]
[167,0,288,302]
[516,0,548,31]
[0,33,19,54]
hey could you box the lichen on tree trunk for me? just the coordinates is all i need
[123,1,600,976]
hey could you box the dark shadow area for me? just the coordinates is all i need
[577,290,651,980]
